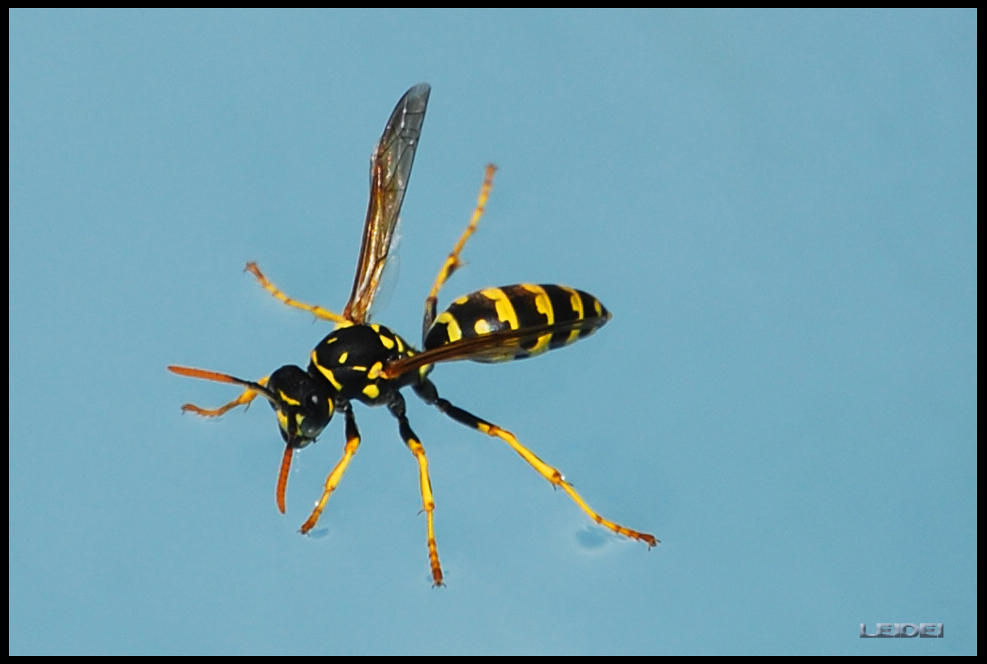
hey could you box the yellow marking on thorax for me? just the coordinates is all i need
[378,334,395,350]
[368,362,383,380]
[312,354,343,391]
[362,384,380,400]
[473,318,493,335]
[338,351,348,364]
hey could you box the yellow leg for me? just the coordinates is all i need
[245,262,348,325]
[404,430,443,587]
[389,395,444,586]
[416,381,659,548]
[299,405,361,534]
[481,422,658,547]
[422,164,497,334]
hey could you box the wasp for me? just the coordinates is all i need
[169,84,657,586]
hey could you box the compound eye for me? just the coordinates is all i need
[297,390,334,442]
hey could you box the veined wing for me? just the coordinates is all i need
[381,315,610,380]
[343,83,430,323]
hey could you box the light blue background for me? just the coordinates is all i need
[9,9,976,655]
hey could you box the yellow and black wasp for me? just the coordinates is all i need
[168,83,657,586]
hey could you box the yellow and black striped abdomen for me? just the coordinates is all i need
[423,284,610,363]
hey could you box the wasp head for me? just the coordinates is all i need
[265,365,335,448]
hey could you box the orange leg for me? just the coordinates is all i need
[168,365,268,416]
[179,388,261,417]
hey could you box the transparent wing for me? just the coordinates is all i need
[343,83,430,323]
[382,316,608,380]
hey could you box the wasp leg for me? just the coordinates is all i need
[177,377,268,417]
[180,389,258,416]
[388,393,444,587]
[245,262,348,325]
[422,164,497,339]
[299,403,360,533]
[414,380,659,548]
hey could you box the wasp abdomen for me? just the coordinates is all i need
[424,284,610,363]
